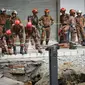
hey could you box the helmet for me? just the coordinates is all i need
[44,9,50,13]
[1,8,6,12]
[6,30,11,35]
[26,22,32,28]
[69,9,76,14]
[32,8,38,13]
[60,8,66,12]
[15,20,20,25]
[77,10,82,14]
[12,10,17,15]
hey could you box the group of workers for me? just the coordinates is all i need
[59,8,85,45]
[1,7,84,55]
[0,8,54,55]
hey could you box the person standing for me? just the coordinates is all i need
[69,9,77,42]
[39,9,54,45]
[76,10,85,44]
[59,8,70,43]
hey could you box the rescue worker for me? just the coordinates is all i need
[30,8,40,33]
[4,15,11,31]
[4,30,13,54]
[11,20,24,54]
[0,26,7,54]
[39,9,54,45]
[0,8,7,33]
[76,10,85,44]
[59,8,70,43]
[24,22,42,54]
[27,15,40,45]
[27,9,40,45]
[11,10,21,25]
[69,9,78,42]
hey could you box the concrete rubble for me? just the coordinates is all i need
[0,41,85,85]
[0,74,24,85]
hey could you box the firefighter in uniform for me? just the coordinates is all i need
[59,8,70,43]
[0,26,7,54]
[27,9,40,45]
[31,8,40,33]
[76,10,85,44]
[11,20,24,54]
[4,30,13,54]
[69,9,78,42]
[0,8,7,33]
[24,22,42,54]
[11,10,21,25]
[39,9,54,45]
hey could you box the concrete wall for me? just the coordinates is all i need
[0,0,57,40]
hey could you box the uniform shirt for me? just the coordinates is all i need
[75,16,85,27]
[39,15,54,26]
[11,16,21,25]
[60,14,70,25]
[69,15,76,27]
[0,34,5,48]
[3,34,13,47]
[11,24,24,34]
[31,15,38,26]
[25,25,40,38]
[69,15,77,32]
[0,14,7,25]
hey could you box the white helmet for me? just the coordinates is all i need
[77,10,82,14]
[1,8,6,12]
[12,10,17,15]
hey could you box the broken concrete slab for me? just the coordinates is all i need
[0,76,24,85]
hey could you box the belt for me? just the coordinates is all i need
[43,25,50,28]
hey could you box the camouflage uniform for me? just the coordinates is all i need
[60,14,70,43]
[69,15,77,42]
[3,34,13,54]
[11,16,21,25]
[4,15,11,31]
[11,23,24,54]
[39,15,54,45]
[30,15,40,32]
[25,25,42,53]
[0,34,6,54]
[76,16,85,43]
[0,26,8,54]
[27,15,40,45]
[0,13,7,33]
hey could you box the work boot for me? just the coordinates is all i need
[38,49,42,54]
[2,49,5,55]
[20,46,24,55]
[81,39,85,46]
[40,40,43,45]
[24,51,27,54]
[13,46,16,55]
[46,41,49,45]
[24,43,28,54]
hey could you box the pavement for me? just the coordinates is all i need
[0,40,85,63]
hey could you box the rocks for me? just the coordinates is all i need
[0,47,85,85]
[0,61,43,82]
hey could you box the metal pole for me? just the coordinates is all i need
[56,0,60,41]
[46,44,59,85]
